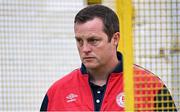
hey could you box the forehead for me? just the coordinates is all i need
[74,18,105,37]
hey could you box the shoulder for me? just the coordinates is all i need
[133,64,154,75]
[47,68,81,96]
[133,64,164,84]
[133,64,158,77]
[133,64,165,92]
[55,69,81,85]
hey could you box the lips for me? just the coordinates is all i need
[83,57,95,60]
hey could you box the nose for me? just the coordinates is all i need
[82,42,91,53]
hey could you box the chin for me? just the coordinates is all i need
[84,63,98,69]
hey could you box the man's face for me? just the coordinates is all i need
[74,18,118,70]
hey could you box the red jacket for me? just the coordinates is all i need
[40,53,176,111]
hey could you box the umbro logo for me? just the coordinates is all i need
[66,93,78,103]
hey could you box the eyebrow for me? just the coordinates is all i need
[75,35,101,39]
[75,36,81,40]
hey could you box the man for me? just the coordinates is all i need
[40,5,177,111]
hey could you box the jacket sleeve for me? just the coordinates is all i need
[40,94,48,111]
[154,85,177,111]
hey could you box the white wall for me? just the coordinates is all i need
[0,0,83,111]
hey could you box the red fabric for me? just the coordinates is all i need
[46,65,164,111]
[133,65,164,111]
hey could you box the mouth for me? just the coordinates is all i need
[83,57,95,60]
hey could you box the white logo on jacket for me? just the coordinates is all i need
[116,92,125,108]
[66,93,78,103]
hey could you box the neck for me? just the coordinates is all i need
[88,57,119,86]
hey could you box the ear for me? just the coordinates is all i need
[112,32,120,46]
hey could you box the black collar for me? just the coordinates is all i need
[80,52,123,75]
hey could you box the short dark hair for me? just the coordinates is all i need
[74,5,119,41]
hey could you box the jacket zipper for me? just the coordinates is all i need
[99,74,112,111]
[87,75,95,111]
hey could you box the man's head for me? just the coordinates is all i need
[74,5,120,70]
[74,5,119,42]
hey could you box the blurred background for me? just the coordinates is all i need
[0,0,179,111]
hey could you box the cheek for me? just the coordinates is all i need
[95,46,111,58]
[77,47,80,52]
[77,47,82,55]
[98,45,114,58]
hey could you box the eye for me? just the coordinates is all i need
[88,38,99,46]
[75,38,83,46]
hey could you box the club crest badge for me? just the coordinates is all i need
[116,92,125,108]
